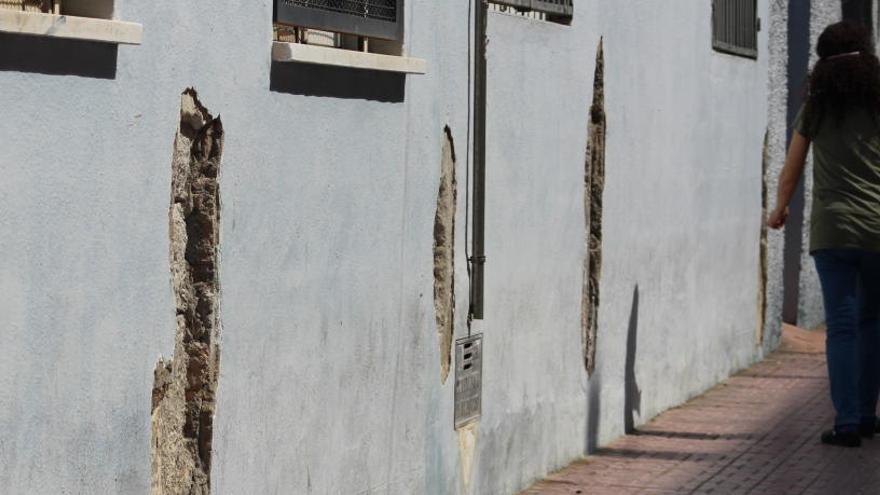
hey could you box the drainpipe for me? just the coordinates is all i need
[782,0,811,325]
[470,0,488,320]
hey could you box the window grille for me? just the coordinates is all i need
[274,0,402,41]
[0,0,57,13]
[490,0,573,19]
[712,0,758,59]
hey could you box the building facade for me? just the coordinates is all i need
[0,0,860,493]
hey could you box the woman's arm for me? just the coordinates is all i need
[768,131,811,229]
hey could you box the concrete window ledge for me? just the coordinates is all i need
[0,10,142,45]
[272,41,426,74]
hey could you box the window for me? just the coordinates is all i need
[274,0,401,40]
[0,0,141,45]
[712,0,758,59]
[0,1,59,14]
[274,0,402,48]
[271,0,425,75]
[0,0,113,19]
[489,0,573,24]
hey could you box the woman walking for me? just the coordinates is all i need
[769,21,880,448]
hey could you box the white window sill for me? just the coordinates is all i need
[0,10,142,45]
[272,41,426,75]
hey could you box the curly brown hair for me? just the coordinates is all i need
[805,21,880,127]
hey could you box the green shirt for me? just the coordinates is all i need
[795,105,880,253]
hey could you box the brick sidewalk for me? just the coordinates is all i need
[522,326,880,495]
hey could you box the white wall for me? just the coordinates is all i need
[580,0,770,445]
[0,1,775,494]
[764,0,789,352]
[0,0,469,492]
[476,11,592,493]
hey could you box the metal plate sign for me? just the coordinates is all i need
[454,334,483,429]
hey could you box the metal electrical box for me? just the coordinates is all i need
[454,334,483,429]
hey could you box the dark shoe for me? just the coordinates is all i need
[821,429,862,447]
[859,419,879,438]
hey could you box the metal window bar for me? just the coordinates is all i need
[712,0,758,58]
[274,0,403,41]
[489,0,573,18]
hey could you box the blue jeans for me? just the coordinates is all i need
[813,249,880,430]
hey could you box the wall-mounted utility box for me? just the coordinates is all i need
[454,334,483,429]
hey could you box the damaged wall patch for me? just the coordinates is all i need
[151,88,223,495]
[582,39,606,375]
[434,126,457,384]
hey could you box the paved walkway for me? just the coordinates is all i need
[523,326,880,495]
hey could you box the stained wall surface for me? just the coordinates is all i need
[0,1,786,494]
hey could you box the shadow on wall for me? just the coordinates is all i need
[586,367,601,454]
[624,285,641,434]
[587,286,641,453]
[270,61,405,102]
[0,33,117,79]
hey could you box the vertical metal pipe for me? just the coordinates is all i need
[471,0,488,320]
[782,0,811,324]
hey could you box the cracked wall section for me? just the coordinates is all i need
[434,126,457,384]
[151,88,223,495]
[757,130,769,346]
[582,39,605,375]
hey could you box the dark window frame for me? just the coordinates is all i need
[712,0,759,59]
[274,0,403,41]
